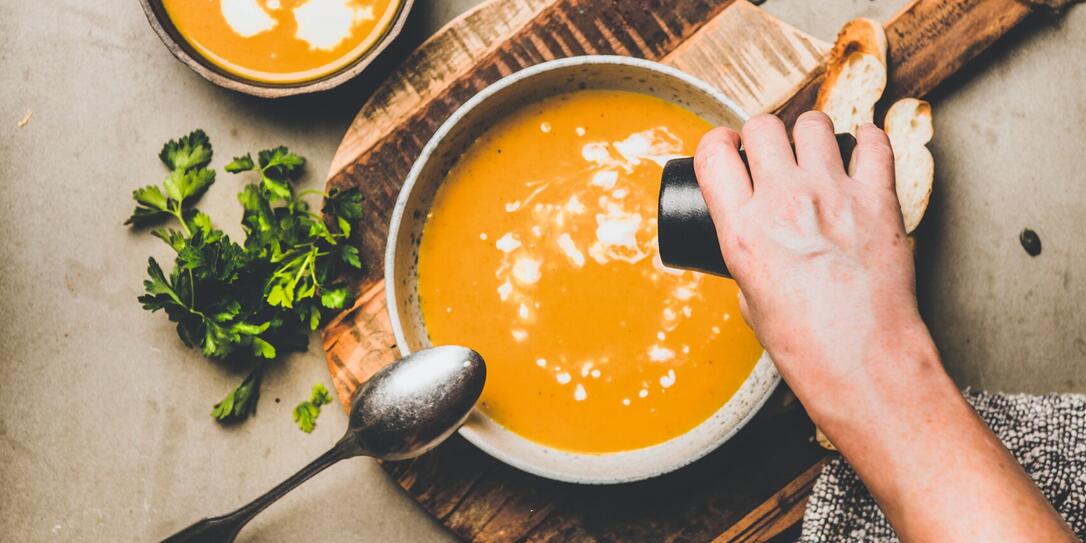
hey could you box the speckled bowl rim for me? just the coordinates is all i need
[386,56,780,484]
[138,0,415,98]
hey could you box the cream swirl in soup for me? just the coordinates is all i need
[418,90,763,453]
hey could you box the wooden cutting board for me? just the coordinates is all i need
[321,1,1033,540]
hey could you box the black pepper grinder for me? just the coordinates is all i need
[657,133,856,277]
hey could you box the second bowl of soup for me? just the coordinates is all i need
[141,0,413,97]
[387,56,779,483]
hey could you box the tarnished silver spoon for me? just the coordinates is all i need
[162,346,486,543]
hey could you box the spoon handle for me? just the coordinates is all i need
[161,436,362,543]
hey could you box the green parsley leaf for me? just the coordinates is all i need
[126,185,174,226]
[133,185,169,212]
[250,336,276,358]
[125,205,170,227]
[139,257,182,308]
[127,129,215,228]
[151,228,187,252]
[225,154,255,173]
[188,211,214,236]
[340,245,362,269]
[266,284,289,308]
[293,383,333,433]
[247,146,305,200]
[320,287,349,309]
[160,130,213,172]
[261,175,293,199]
[211,369,262,422]
[304,303,321,331]
[258,146,306,173]
[324,187,363,221]
[179,168,216,204]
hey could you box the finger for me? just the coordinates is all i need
[694,127,753,218]
[851,123,895,190]
[741,114,796,183]
[792,111,845,176]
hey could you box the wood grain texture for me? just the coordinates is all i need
[777,0,1033,125]
[321,0,1036,540]
[711,459,828,543]
[322,281,398,410]
[664,1,828,115]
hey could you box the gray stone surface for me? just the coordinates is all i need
[0,0,1082,541]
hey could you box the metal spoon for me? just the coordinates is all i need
[162,345,486,543]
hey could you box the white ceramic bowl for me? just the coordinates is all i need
[386,56,779,484]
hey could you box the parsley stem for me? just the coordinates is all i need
[309,256,320,288]
[171,201,192,238]
[292,251,314,289]
[188,267,196,307]
[296,189,327,199]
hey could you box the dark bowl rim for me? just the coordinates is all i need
[138,0,416,99]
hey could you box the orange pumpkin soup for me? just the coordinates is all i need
[162,0,402,84]
[418,90,763,453]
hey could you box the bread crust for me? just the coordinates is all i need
[815,18,889,134]
[885,98,935,233]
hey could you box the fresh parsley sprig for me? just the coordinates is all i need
[293,383,333,433]
[125,130,216,230]
[128,131,362,425]
[211,368,263,422]
[227,149,363,329]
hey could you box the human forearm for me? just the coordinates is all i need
[792,324,1075,542]
[694,112,1074,541]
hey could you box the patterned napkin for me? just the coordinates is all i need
[800,392,1086,541]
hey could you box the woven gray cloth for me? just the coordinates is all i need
[800,392,1086,542]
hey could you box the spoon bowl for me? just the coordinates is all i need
[349,345,486,460]
[162,346,485,543]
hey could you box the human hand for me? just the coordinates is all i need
[695,111,1077,543]
[693,111,928,416]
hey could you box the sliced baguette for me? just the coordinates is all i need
[815,427,837,451]
[815,18,889,134]
[885,98,935,233]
